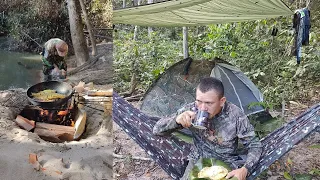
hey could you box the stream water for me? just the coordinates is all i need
[0,50,42,90]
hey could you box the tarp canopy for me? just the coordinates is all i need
[114,0,293,27]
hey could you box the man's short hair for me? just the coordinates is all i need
[197,77,224,98]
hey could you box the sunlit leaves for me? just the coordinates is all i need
[114,27,182,92]
[114,3,320,105]
[309,168,320,176]
[308,145,320,149]
[284,171,293,180]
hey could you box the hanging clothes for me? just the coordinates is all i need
[292,8,311,64]
[302,8,311,45]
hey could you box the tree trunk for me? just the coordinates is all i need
[79,0,97,56]
[67,0,89,66]
[129,0,141,95]
[123,0,126,8]
[183,27,189,58]
[147,0,153,38]
[132,0,139,6]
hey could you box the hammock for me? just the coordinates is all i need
[113,92,320,179]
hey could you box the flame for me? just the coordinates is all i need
[35,105,74,126]
[40,110,49,116]
[57,110,68,116]
[71,120,75,127]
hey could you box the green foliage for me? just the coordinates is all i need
[284,171,293,180]
[250,117,286,139]
[88,0,112,28]
[4,1,71,52]
[281,157,319,180]
[114,1,320,109]
[188,18,320,108]
[284,172,315,180]
[3,0,111,52]
[248,101,274,111]
[113,27,182,92]
[309,168,320,176]
[294,174,313,180]
[308,145,320,149]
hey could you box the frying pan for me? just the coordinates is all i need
[27,81,73,108]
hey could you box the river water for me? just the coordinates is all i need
[0,50,42,90]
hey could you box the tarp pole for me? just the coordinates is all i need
[183,27,189,58]
[148,0,154,38]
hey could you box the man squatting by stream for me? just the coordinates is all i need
[41,38,68,81]
[153,77,262,180]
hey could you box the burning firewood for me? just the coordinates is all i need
[15,115,35,131]
[57,110,69,116]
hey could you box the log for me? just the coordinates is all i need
[74,108,87,140]
[15,115,35,131]
[67,53,103,76]
[36,122,75,132]
[87,89,113,97]
[103,100,113,115]
[34,122,75,143]
[124,93,144,102]
[82,95,112,102]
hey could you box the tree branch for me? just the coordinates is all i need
[113,153,152,161]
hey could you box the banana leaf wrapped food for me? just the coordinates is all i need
[31,89,66,101]
[198,166,228,180]
[190,158,238,180]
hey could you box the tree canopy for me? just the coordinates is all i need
[113,0,320,108]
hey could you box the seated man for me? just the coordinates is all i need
[41,38,68,81]
[153,77,262,180]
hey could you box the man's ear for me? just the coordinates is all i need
[220,96,226,107]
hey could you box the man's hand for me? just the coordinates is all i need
[61,69,67,77]
[176,111,195,128]
[226,167,248,180]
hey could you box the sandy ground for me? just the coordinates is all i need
[0,89,113,180]
[113,93,320,180]
[0,42,114,180]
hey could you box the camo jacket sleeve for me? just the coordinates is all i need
[153,103,195,136]
[237,113,262,174]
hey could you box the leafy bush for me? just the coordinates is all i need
[187,17,320,107]
[6,1,71,53]
[113,27,183,92]
[113,1,320,108]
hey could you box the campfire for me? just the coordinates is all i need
[15,81,87,143]
[14,81,112,143]
[23,98,75,126]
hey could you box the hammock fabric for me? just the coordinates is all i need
[113,92,320,179]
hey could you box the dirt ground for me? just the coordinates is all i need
[113,91,320,180]
[66,42,113,86]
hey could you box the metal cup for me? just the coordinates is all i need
[192,110,209,129]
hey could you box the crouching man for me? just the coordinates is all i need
[41,38,68,81]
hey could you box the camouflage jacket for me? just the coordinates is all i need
[42,55,67,75]
[42,38,67,75]
[153,102,262,174]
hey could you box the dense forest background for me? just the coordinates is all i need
[113,0,320,109]
[0,0,112,54]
